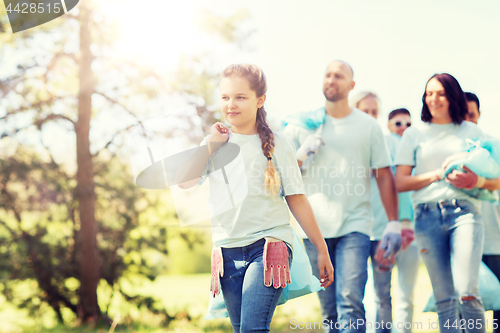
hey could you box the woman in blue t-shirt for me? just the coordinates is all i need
[395,73,500,333]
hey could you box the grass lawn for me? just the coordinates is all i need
[0,264,495,332]
[150,263,495,333]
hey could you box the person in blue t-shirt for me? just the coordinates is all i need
[355,92,418,333]
[386,108,420,333]
[465,91,500,333]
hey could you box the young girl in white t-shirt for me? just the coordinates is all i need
[178,64,333,332]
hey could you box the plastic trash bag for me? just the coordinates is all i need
[423,260,500,312]
[444,138,500,202]
[281,107,326,131]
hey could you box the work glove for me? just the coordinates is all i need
[211,247,224,297]
[296,134,325,162]
[401,220,415,251]
[376,220,401,260]
[263,237,291,288]
[374,241,395,272]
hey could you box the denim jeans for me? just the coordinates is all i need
[482,255,500,333]
[369,240,392,333]
[304,232,371,333]
[394,242,420,333]
[414,199,485,333]
[220,238,292,333]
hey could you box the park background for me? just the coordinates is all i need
[0,0,499,332]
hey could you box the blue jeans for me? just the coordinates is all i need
[220,238,292,333]
[304,232,371,333]
[414,199,485,333]
[369,240,392,333]
[394,242,420,333]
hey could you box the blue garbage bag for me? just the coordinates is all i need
[444,138,500,202]
[423,261,500,312]
[281,107,326,131]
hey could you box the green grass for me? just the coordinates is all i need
[0,264,495,332]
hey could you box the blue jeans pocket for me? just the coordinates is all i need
[414,205,425,221]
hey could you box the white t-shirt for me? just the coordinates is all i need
[204,131,305,248]
[482,191,500,255]
[283,108,392,238]
[395,121,485,208]
[370,176,387,240]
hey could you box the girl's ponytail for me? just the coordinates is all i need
[256,107,281,196]
[222,64,281,196]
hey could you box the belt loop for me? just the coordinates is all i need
[418,203,428,211]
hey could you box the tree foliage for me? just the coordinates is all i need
[0,146,173,323]
[0,0,251,328]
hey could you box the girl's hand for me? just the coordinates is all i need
[317,251,334,288]
[208,122,230,142]
[206,122,229,156]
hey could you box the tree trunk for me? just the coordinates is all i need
[76,4,100,323]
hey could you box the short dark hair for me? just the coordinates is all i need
[465,92,480,110]
[421,73,468,125]
[388,108,411,121]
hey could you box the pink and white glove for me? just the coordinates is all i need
[211,247,224,297]
[263,237,291,289]
[401,220,415,251]
[374,221,401,270]
[378,220,401,259]
[374,241,396,272]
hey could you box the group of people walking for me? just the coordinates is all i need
[177,60,500,333]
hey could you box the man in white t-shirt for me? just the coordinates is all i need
[283,60,401,333]
[465,92,500,333]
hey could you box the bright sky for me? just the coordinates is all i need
[2,0,500,168]
[110,0,500,137]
